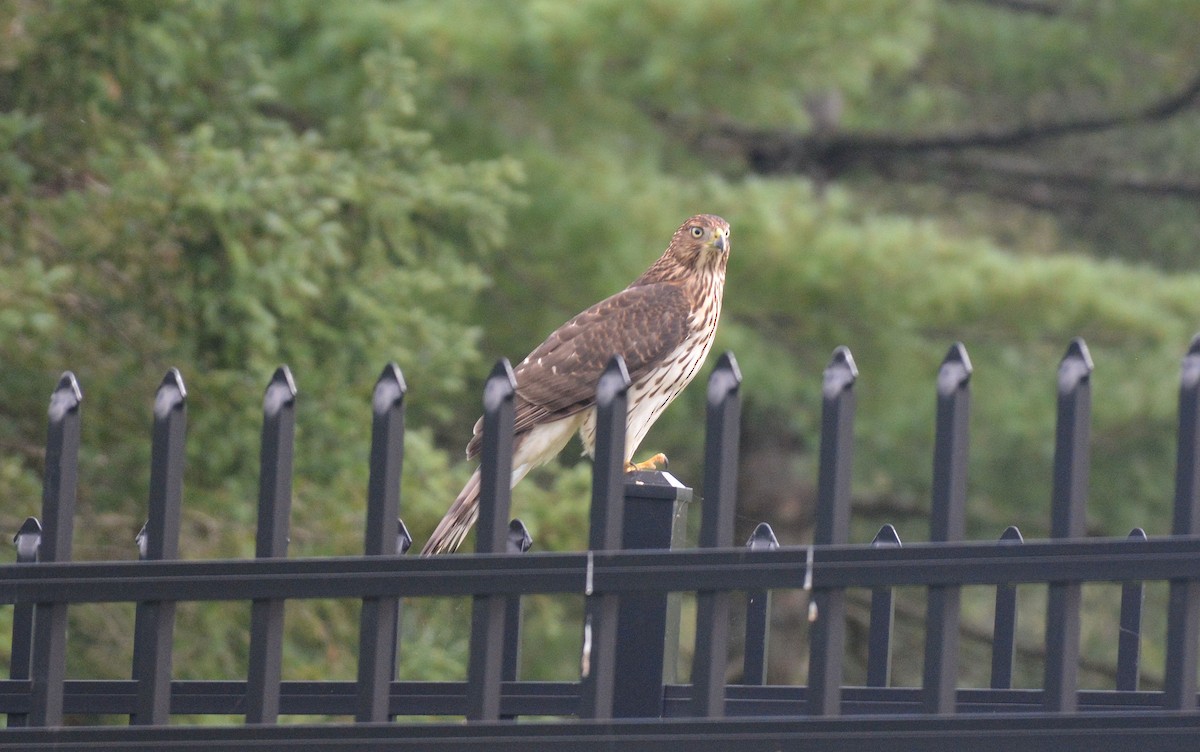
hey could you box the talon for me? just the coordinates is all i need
[625,452,669,473]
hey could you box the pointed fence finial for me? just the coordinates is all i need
[823,346,857,399]
[871,524,902,548]
[49,372,82,422]
[396,519,413,555]
[135,522,148,560]
[507,519,533,554]
[13,517,42,563]
[1057,337,1093,394]
[154,368,187,420]
[745,522,779,551]
[373,363,407,413]
[263,366,297,415]
[483,358,517,413]
[937,342,972,396]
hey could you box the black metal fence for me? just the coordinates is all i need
[4,338,1200,750]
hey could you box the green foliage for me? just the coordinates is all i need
[3,0,1200,703]
[0,0,518,685]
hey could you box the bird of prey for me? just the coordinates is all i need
[421,214,731,554]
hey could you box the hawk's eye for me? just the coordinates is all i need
[690,226,704,238]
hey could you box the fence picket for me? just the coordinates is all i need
[692,353,742,718]
[866,524,901,688]
[923,343,971,713]
[466,360,516,721]
[245,367,297,724]
[742,522,779,686]
[990,526,1024,689]
[500,518,532,721]
[356,364,406,723]
[579,356,631,720]
[1043,338,1093,712]
[808,347,857,717]
[1164,335,1200,710]
[28,372,82,728]
[7,517,42,728]
[131,369,187,725]
[1116,528,1147,692]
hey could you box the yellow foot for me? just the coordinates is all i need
[625,453,669,473]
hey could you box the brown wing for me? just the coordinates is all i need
[466,282,691,459]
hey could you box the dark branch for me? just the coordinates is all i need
[956,0,1063,17]
[665,71,1200,182]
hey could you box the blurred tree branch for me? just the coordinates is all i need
[955,0,1063,17]
[662,71,1200,201]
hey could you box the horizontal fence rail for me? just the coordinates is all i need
[4,337,1200,751]
[6,536,1200,602]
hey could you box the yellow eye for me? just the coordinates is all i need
[690,226,704,238]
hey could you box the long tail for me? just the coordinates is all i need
[421,468,482,555]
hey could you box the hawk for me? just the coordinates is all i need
[421,214,731,554]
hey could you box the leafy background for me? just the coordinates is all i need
[3,0,1200,717]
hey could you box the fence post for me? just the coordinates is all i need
[356,364,406,723]
[611,471,692,718]
[923,343,971,714]
[692,353,742,718]
[28,372,82,728]
[1043,338,1092,713]
[1165,335,1200,709]
[579,356,630,720]
[8,517,42,728]
[466,360,516,721]
[131,369,187,725]
[866,524,901,688]
[808,347,857,716]
[245,367,297,724]
[742,522,779,686]
[990,526,1023,689]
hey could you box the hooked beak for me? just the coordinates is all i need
[713,234,727,253]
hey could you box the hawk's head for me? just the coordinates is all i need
[634,213,731,287]
[667,214,730,269]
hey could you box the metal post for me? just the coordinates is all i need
[611,471,691,718]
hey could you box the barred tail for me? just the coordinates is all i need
[421,469,481,555]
